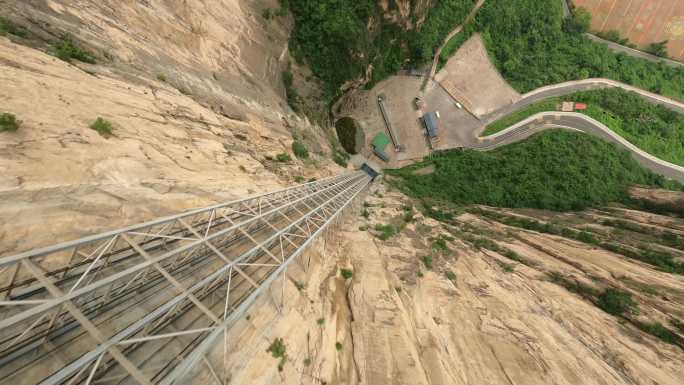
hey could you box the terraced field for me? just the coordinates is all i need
[572,0,684,60]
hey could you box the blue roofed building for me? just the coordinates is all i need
[422,112,439,139]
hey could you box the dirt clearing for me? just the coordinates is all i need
[435,33,521,118]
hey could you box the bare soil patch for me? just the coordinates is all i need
[435,33,520,118]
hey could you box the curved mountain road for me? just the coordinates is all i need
[480,78,684,125]
[468,78,684,182]
[475,112,684,182]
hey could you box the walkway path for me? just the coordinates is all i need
[427,0,486,82]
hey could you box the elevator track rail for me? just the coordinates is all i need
[0,171,371,385]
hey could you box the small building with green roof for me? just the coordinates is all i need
[371,132,391,162]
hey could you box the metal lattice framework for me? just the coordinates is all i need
[0,171,371,385]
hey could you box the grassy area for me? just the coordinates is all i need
[473,0,684,101]
[387,130,680,211]
[482,99,557,136]
[481,88,684,166]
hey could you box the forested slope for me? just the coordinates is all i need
[472,0,684,100]
[388,130,682,211]
[287,0,475,97]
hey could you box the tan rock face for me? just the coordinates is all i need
[5,0,289,113]
[215,184,684,385]
[0,1,339,255]
[379,0,435,28]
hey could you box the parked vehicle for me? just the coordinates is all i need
[414,96,424,110]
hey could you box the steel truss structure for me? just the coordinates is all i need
[0,171,371,385]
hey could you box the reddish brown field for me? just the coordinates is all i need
[572,0,684,60]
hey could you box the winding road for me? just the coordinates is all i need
[472,78,684,182]
[419,0,684,182]
[480,78,684,125]
[475,112,684,182]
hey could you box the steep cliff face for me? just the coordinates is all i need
[2,2,683,385]
[207,183,684,385]
[0,0,340,254]
[2,0,290,117]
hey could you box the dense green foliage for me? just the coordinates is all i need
[646,41,669,58]
[482,88,684,166]
[565,7,591,34]
[388,130,676,211]
[340,268,353,279]
[287,0,683,102]
[474,0,684,100]
[637,322,677,343]
[282,70,301,113]
[291,140,309,159]
[54,36,96,64]
[410,0,475,63]
[288,0,474,96]
[288,0,385,95]
[598,288,638,316]
[595,30,635,48]
[0,113,20,133]
[0,17,27,38]
[89,117,113,138]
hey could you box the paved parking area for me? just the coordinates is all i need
[423,83,482,149]
[336,75,486,168]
